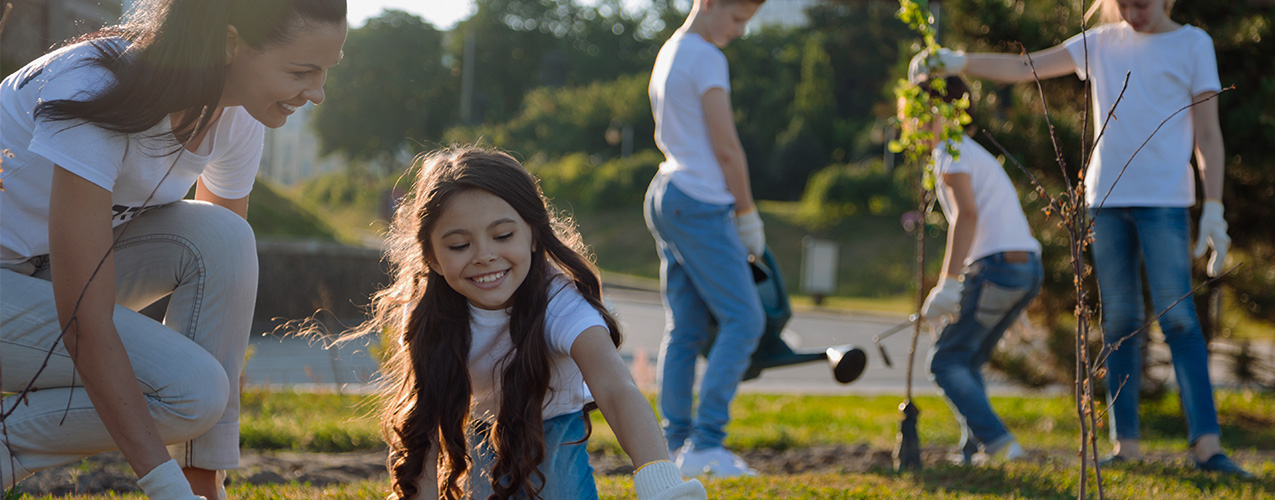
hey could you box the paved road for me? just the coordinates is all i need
[243,286,1266,396]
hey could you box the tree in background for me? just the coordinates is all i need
[311,10,455,164]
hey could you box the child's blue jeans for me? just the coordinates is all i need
[643,173,765,451]
[1091,206,1220,444]
[928,251,1042,452]
[466,410,598,499]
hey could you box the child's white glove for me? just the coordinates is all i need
[921,276,963,324]
[908,48,967,83]
[137,459,206,500]
[734,208,765,258]
[634,460,707,500]
[1193,200,1230,277]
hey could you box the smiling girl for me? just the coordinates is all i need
[911,0,1248,477]
[363,148,705,500]
[1,1,346,497]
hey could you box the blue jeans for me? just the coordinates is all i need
[466,411,598,500]
[643,173,765,451]
[1091,207,1220,444]
[928,252,1042,452]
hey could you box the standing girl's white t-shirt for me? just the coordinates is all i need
[0,39,264,265]
[1062,22,1221,208]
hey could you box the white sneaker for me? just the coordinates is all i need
[983,439,1025,464]
[676,446,758,477]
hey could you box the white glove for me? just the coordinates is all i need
[1193,200,1230,277]
[137,459,206,500]
[734,208,766,258]
[921,276,964,324]
[634,460,707,500]
[908,48,967,83]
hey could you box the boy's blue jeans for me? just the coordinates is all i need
[466,411,598,499]
[928,251,1042,452]
[1091,207,1220,444]
[644,173,765,451]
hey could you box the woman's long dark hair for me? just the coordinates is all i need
[364,148,622,500]
[33,0,345,150]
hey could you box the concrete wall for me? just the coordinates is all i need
[253,238,389,328]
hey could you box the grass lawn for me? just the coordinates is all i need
[14,389,1274,499]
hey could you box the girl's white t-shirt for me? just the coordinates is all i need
[466,275,608,422]
[933,138,1041,264]
[1062,22,1221,208]
[0,39,264,265]
[648,31,735,205]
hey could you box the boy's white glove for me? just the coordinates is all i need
[921,276,963,324]
[734,208,766,258]
[634,460,707,500]
[1193,200,1230,277]
[137,459,206,500]
[908,48,967,83]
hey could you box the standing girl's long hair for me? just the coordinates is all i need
[364,148,622,500]
[33,0,346,151]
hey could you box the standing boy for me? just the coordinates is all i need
[643,0,768,478]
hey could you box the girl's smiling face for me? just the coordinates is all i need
[1116,0,1170,33]
[428,189,535,310]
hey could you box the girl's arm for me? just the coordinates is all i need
[702,87,755,214]
[1191,91,1224,201]
[48,166,174,479]
[938,173,979,279]
[571,326,668,467]
[407,445,439,499]
[195,177,249,219]
[962,45,1077,83]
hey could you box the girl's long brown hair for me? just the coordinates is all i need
[363,147,621,499]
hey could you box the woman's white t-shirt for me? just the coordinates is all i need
[466,275,608,422]
[1061,22,1221,208]
[0,39,264,265]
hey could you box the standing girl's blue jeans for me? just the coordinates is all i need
[928,251,1043,454]
[466,411,598,500]
[643,173,765,451]
[1091,207,1220,444]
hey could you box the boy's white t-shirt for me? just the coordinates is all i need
[466,275,608,422]
[933,138,1041,265]
[648,31,736,205]
[1062,22,1221,208]
[0,39,265,265]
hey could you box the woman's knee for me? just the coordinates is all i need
[149,350,231,437]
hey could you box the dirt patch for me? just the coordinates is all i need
[12,446,1273,496]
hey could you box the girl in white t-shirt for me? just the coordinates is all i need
[1,1,347,497]
[912,0,1248,477]
[361,148,704,500]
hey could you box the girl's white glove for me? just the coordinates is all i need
[137,459,206,500]
[1193,200,1230,277]
[734,208,766,258]
[921,276,963,324]
[634,460,707,500]
[908,48,967,82]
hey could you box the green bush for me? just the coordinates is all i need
[796,159,910,228]
[530,149,662,212]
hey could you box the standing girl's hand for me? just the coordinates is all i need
[634,460,707,500]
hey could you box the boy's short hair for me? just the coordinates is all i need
[918,75,975,123]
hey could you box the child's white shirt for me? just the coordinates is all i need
[0,39,264,265]
[466,275,608,422]
[933,138,1041,265]
[1062,22,1221,208]
[648,31,736,205]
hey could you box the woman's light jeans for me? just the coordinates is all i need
[643,173,765,451]
[2,201,257,488]
[1091,206,1220,444]
[928,251,1042,455]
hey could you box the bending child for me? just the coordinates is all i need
[905,77,1043,465]
[912,0,1248,476]
[363,148,706,500]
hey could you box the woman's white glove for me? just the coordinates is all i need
[921,276,964,324]
[908,48,967,83]
[137,459,206,500]
[1193,200,1230,277]
[634,460,707,500]
[734,208,766,258]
